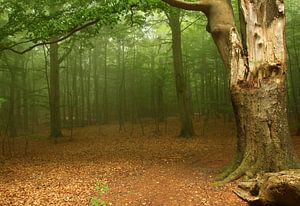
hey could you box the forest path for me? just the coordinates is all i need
[1,118,299,206]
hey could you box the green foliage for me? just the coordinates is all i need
[90,181,109,206]
[0,0,165,51]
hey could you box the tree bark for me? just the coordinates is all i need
[79,49,85,126]
[234,170,300,206]
[8,69,16,138]
[86,52,92,125]
[117,40,126,131]
[225,0,297,181]
[102,40,108,124]
[22,63,29,133]
[49,40,63,138]
[167,9,195,137]
[162,0,298,180]
[93,47,101,124]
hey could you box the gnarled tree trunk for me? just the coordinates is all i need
[225,0,297,181]
[162,0,298,181]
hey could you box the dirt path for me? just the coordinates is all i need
[0,119,299,205]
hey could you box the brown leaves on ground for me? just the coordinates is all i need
[0,118,299,206]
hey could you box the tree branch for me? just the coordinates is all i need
[58,39,75,64]
[161,0,210,12]
[0,18,100,55]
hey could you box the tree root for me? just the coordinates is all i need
[215,155,253,184]
[215,159,240,181]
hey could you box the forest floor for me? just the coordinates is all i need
[0,117,299,206]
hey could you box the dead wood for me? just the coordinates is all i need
[234,170,300,206]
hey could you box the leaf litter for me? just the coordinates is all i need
[0,118,299,205]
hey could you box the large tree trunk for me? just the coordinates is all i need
[223,0,297,181]
[167,9,195,138]
[161,0,298,180]
[228,82,295,180]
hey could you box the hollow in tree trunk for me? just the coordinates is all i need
[162,0,299,181]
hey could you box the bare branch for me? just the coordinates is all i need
[161,0,210,13]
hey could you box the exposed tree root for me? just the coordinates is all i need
[215,161,250,184]
[215,154,300,185]
[215,157,241,181]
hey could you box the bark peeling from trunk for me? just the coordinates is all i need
[236,0,287,88]
[162,0,299,182]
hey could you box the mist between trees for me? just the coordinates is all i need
[0,0,299,183]
[0,1,234,139]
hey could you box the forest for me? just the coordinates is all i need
[0,0,299,205]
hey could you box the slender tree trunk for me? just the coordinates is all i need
[117,40,126,131]
[102,41,108,124]
[49,0,63,138]
[72,53,79,126]
[79,50,85,126]
[49,40,62,138]
[157,60,165,122]
[62,67,67,127]
[150,53,159,132]
[86,53,92,125]
[31,53,38,133]
[8,70,16,138]
[167,9,194,137]
[194,76,201,120]
[93,48,100,123]
[15,79,22,130]
[22,64,29,133]
[65,57,71,127]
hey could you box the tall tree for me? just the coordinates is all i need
[7,61,17,138]
[162,0,298,181]
[49,39,62,138]
[166,9,195,137]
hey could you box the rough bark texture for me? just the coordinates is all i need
[162,0,298,181]
[225,0,298,181]
[228,82,295,180]
[168,10,195,137]
[234,170,300,206]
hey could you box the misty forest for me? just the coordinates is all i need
[0,0,300,205]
